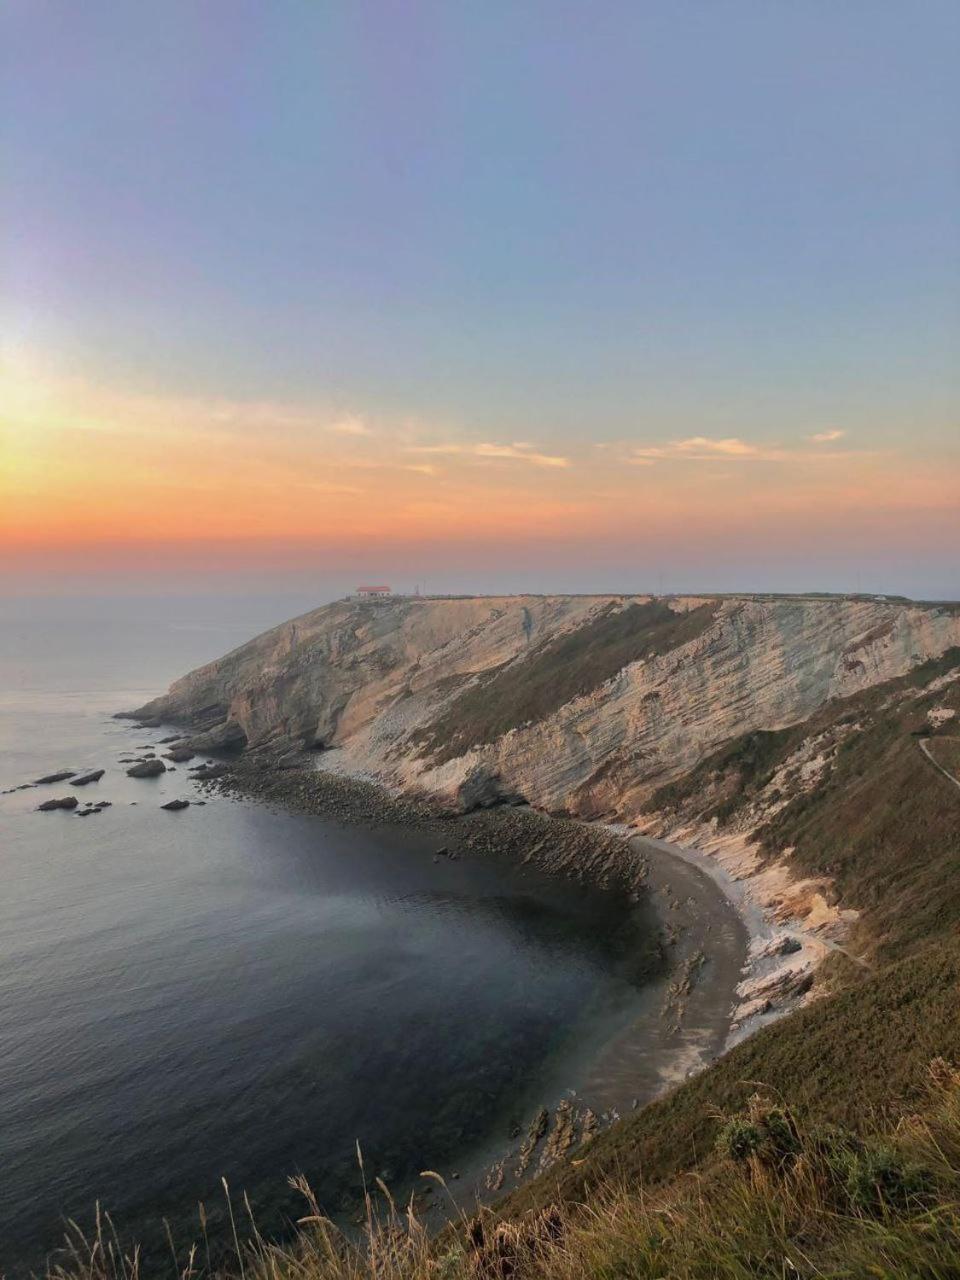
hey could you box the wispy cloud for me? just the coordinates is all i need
[629,434,864,466]
[633,437,763,461]
[298,481,365,495]
[630,437,762,463]
[329,415,373,437]
[407,441,570,469]
[401,463,441,477]
[677,436,759,457]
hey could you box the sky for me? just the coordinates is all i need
[2,1,958,601]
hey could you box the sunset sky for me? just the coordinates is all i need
[3,2,958,600]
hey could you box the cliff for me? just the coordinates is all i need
[133,592,960,822]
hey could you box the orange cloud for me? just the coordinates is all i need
[406,442,570,468]
[629,433,869,465]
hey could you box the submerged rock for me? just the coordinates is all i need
[34,770,76,785]
[37,796,79,811]
[161,799,190,811]
[73,769,105,786]
[126,759,166,778]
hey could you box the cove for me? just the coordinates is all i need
[0,775,659,1272]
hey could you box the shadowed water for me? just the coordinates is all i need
[0,597,659,1273]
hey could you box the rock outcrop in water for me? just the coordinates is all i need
[126,759,166,778]
[34,770,76,785]
[72,770,105,786]
[130,593,960,821]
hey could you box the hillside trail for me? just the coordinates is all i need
[820,938,872,972]
[918,736,960,798]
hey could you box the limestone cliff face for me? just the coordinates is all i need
[135,594,960,822]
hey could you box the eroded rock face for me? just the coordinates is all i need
[129,595,960,820]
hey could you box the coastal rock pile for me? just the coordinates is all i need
[206,757,648,895]
[75,800,110,817]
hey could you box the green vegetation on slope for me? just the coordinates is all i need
[646,723,805,825]
[757,722,960,964]
[646,646,960,961]
[505,934,960,1213]
[418,600,717,764]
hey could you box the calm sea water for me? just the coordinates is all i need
[0,597,657,1273]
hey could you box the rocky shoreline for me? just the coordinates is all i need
[202,751,652,899]
[628,825,859,1046]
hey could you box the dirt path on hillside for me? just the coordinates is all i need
[919,737,960,798]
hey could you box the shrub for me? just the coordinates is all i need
[715,1096,800,1171]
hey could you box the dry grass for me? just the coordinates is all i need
[43,1066,960,1280]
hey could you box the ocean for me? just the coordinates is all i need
[0,596,660,1273]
